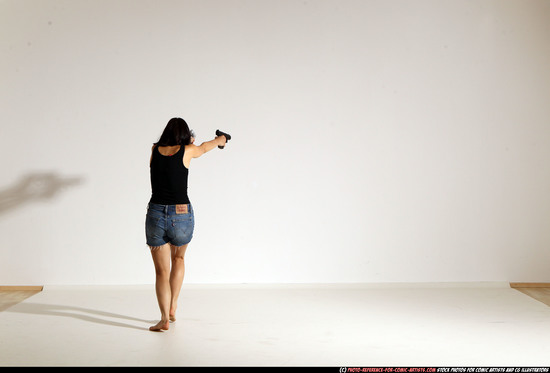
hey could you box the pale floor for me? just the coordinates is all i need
[1,283,550,366]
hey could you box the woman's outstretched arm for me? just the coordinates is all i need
[183,135,227,167]
[193,135,227,157]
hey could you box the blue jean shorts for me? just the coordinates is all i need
[145,203,195,248]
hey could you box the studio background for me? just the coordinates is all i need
[1,0,549,285]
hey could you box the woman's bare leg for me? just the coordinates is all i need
[150,243,172,331]
[169,244,188,321]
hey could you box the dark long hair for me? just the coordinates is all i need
[154,118,192,146]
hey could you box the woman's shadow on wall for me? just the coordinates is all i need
[0,172,84,216]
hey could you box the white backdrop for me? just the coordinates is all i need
[1,0,549,285]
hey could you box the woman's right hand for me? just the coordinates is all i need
[217,135,227,148]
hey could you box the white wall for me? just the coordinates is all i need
[1,0,549,285]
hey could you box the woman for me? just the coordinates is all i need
[146,117,227,331]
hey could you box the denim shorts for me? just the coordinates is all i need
[145,203,195,248]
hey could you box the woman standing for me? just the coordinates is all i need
[146,117,227,331]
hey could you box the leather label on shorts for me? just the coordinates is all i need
[176,204,188,214]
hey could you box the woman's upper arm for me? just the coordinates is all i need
[183,144,204,169]
[186,144,205,159]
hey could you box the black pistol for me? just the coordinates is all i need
[216,129,231,149]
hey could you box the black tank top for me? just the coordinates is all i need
[149,145,190,205]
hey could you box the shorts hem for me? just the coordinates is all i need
[146,239,192,250]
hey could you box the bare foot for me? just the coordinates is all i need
[149,320,169,332]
